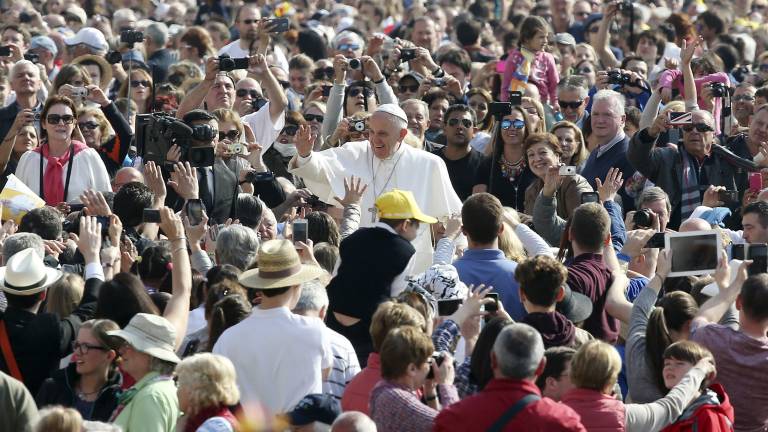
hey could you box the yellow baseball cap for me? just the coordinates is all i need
[375,189,437,224]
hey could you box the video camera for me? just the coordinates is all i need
[136,112,216,167]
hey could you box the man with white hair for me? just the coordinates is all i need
[400,98,442,152]
[434,323,586,430]
[332,412,377,432]
[0,61,41,147]
[145,22,175,84]
[293,280,360,401]
[557,75,590,128]
[629,108,749,229]
[581,89,637,210]
[290,103,462,271]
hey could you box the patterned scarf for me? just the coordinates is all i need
[680,149,701,219]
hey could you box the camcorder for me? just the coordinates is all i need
[137,112,215,167]
[120,30,144,44]
[708,82,732,98]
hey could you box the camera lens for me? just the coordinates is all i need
[349,58,361,70]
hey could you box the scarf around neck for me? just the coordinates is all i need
[34,140,88,205]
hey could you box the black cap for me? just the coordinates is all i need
[556,284,593,324]
[289,394,341,426]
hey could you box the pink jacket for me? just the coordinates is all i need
[657,70,729,134]
[501,48,559,106]
[341,353,381,414]
[562,388,626,432]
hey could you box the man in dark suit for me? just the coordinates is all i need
[0,60,42,144]
[144,22,176,85]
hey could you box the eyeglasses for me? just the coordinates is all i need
[219,130,241,141]
[337,43,361,51]
[349,87,374,98]
[447,118,473,128]
[78,121,100,130]
[682,123,715,133]
[236,89,260,98]
[399,84,420,93]
[501,119,526,130]
[558,100,583,109]
[72,341,108,355]
[47,114,75,124]
[304,114,324,122]
[130,80,150,88]
[281,125,299,136]
[313,66,335,80]
[733,95,756,102]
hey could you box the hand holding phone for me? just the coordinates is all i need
[186,200,204,226]
[293,219,308,244]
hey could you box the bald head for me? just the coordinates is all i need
[331,412,377,432]
[680,217,712,232]
[112,167,145,192]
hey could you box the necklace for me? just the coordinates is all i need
[499,154,525,181]
[77,386,100,401]
[367,145,406,222]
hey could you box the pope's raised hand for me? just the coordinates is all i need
[296,125,315,158]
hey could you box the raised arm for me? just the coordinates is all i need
[0,109,34,174]
[334,176,368,240]
[248,53,288,123]
[159,206,192,348]
[176,57,218,119]
[693,260,748,330]
[680,36,703,110]
[87,86,133,166]
[321,55,349,141]
[595,3,620,69]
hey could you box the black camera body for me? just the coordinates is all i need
[23,53,39,64]
[120,30,144,44]
[607,70,631,86]
[633,208,656,229]
[106,51,122,65]
[137,112,215,167]
[617,0,633,12]
[349,119,366,132]
[251,97,267,112]
[709,82,732,98]
[400,48,417,62]
[219,55,249,72]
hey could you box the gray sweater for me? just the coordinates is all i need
[320,80,398,144]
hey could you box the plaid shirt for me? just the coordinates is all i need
[370,381,459,432]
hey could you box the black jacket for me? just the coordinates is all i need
[147,49,176,84]
[0,102,21,143]
[97,102,134,178]
[36,362,121,422]
[0,277,102,394]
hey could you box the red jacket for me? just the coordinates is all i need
[433,378,586,432]
[341,353,381,415]
[661,384,734,432]
[561,388,625,432]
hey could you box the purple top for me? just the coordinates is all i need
[566,252,618,343]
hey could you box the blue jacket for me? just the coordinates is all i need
[581,135,636,211]
[453,249,526,320]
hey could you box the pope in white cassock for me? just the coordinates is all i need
[289,103,462,272]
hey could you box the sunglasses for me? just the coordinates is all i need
[47,114,75,124]
[304,114,324,122]
[349,87,374,98]
[219,130,241,141]
[130,80,150,88]
[313,66,335,80]
[337,43,361,51]
[281,126,299,136]
[399,84,419,93]
[682,123,715,133]
[78,121,100,130]
[501,119,526,130]
[447,118,473,128]
[236,89,260,98]
[558,100,583,109]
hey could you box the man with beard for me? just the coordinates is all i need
[400,99,441,152]
[433,105,487,200]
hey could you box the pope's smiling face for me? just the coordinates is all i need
[369,111,407,159]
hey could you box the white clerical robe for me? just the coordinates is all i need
[289,140,462,272]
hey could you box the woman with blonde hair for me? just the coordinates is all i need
[44,273,85,318]
[34,406,82,432]
[521,97,546,134]
[174,353,241,432]
[562,340,715,431]
[550,121,589,172]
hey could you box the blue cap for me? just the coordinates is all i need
[584,13,604,31]
[30,36,58,56]
[288,394,340,426]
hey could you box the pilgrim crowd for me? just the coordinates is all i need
[1,0,768,431]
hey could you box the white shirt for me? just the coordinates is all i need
[242,101,285,154]
[218,41,289,72]
[16,147,111,203]
[212,306,333,413]
[185,305,206,336]
[596,131,627,158]
[323,326,361,400]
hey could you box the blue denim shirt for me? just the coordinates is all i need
[453,249,526,320]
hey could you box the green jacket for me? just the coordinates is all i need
[114,371,179,432]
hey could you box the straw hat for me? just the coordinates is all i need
[72,54,114,90]
[0,248,62,296]
[108,313,181,363]
[239,240,324,289]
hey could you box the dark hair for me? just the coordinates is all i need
[625,106,642,132]
[461,193,503,244]
[456,20,482,47]
[422,89,455,108]
[698,10,725,35]
[518,16,548,47]
[445,104,477,126]
[207,293,252,351]
[5,291,45,309]
[180,26,215,59]
[570,203,610,252]
[204,279,247,320]
[313,242,339,274]
[523,132,563,163]
[298,30,328,61]
[113,182,153,228]
[515,256,568,307]
[469,317,514,390]
[136,243,173,293]
[235,195,263,229]
[755,86,768,101]
[646,291,699,393]
[743,201,768,229]
[468,1,491,20]
[343,81,377,116]
[150,291,172,314]
[439,49,472,75]
[95,272,160,328]
[19,207,62,240]
[261,286,292,297]
[51,64,92,96]
[633,30,666,61]
[307,212,340,247]
[183,109,216,125]
[713,45,739,72]
[285,110,308,126]
[535,346,577,391]
[39,95,79,143]
[741,274,768,321]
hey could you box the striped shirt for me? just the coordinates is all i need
[323,327,361,400]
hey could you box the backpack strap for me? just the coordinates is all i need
[486,394,541,432]
[0,319,23,381]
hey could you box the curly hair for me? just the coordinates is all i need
[174,353,241,416]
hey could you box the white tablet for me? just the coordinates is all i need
[665,230,722,277]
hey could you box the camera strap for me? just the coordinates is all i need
[39,143,75,204]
